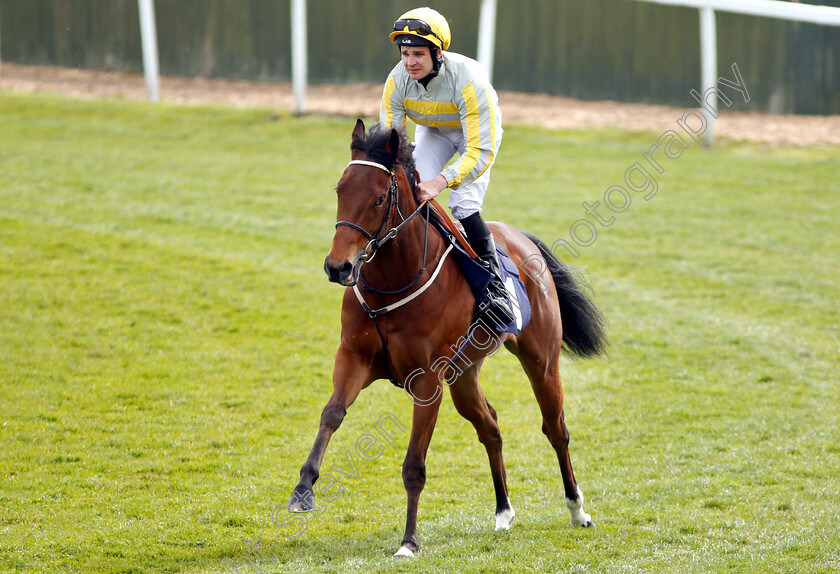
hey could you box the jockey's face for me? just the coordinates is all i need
[401,46,437,80]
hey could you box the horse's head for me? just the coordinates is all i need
[325,119,416,286]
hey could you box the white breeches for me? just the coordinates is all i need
[413,124,497,221]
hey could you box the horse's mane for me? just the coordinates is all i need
[351,123,418,192]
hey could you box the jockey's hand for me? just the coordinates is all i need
[416,175,448,203]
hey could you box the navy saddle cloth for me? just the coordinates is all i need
[427,212,531,335]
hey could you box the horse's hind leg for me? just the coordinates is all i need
[448,364,515,530]
[512,338,593,527]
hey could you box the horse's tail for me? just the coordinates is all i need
[521,231,608,359]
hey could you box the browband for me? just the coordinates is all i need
[347,160,394,174]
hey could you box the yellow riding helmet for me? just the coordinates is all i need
[389,7,451,51]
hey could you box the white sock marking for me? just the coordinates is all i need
[565,487,593,527]
[495,500,516,530]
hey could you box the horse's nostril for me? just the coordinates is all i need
[324,256,355,284]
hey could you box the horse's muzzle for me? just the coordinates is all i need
[324,255,360,286]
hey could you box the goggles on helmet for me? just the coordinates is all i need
[393,18,443,45]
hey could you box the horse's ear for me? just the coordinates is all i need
[352,118,365,143]
[350,119,366,159]
[384,128,401,157]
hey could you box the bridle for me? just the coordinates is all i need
[335,160,427,264]
[334,158,454,305]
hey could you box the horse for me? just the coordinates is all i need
[288,119,607,557]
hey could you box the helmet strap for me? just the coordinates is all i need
[432,48,443,73]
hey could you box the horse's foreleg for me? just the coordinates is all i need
[288,345,370,512]
[448,365,514,530]
[394,377,442,558]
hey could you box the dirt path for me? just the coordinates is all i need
[2,62,838,147]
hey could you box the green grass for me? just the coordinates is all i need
[1,91,838,573]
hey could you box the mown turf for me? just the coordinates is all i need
[0,91,837,573]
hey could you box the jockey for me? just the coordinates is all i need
[381,6,514,326]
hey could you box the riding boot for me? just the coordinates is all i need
[469,233,516,327]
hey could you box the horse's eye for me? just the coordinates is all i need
[374,194,386,207]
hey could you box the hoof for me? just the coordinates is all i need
[393,546,415,558]
[495,500,515,530]
[565,487,594,528]
[287,488,315,513]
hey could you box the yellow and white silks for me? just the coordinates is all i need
[380,52,503,220]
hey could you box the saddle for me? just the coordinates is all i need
[425,200,531,336]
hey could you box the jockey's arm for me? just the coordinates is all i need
[417,78,498,201]
[440,78,499,190]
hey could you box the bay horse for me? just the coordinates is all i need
[288,120,606,557]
